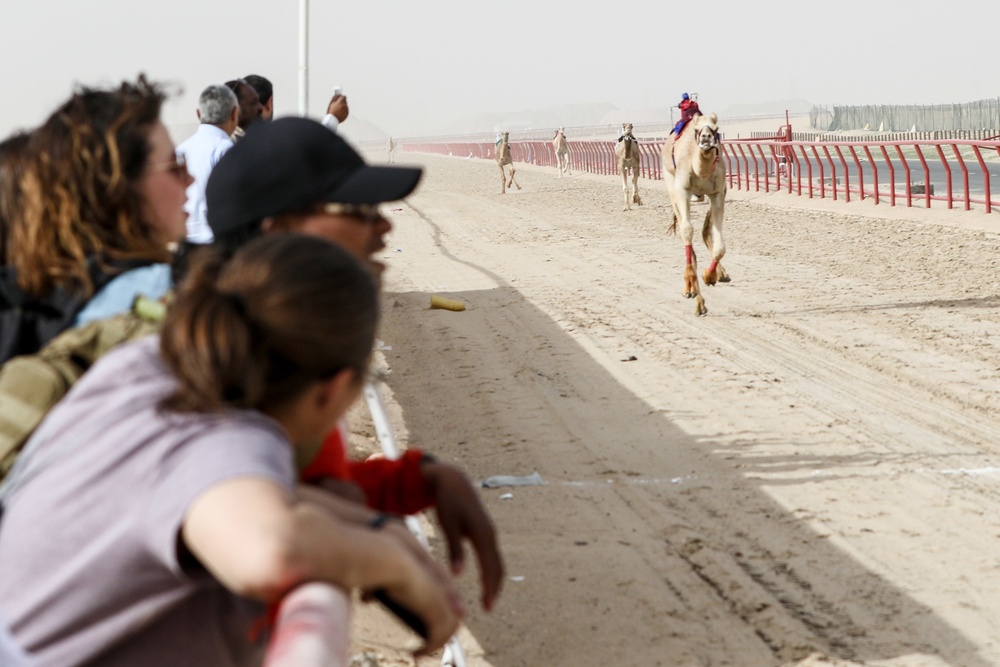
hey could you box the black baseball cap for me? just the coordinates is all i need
[206,116,422,238]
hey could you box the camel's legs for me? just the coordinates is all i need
[675,188,706,315]
[621,168,631,210]
[632,169,642,207]
[498,163,507,194]
[508,165,521,190]
[700,197,727,285]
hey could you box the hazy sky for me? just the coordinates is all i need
[1,0,995,142]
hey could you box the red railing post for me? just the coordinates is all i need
[934,145,953,209]
[895,145,912,207]
[914,146,932,208]
[862,146,878,205]
[972,145,992,214]
[822,146,836,200]
[799,145,814,199]
[950,144,969,211]
[849,146,864,201]
[834,146,851,203]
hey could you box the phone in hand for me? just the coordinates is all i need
[332,86,343,97]
[372,589,428,639]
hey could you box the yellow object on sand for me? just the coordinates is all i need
[430,295,465,311]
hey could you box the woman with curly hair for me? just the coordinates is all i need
[0,75,191,362]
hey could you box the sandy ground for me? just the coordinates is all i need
[339,142,1000,667]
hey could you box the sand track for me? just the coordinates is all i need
[347,153,1000,667]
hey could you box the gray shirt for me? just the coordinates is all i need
[0,337,296,666]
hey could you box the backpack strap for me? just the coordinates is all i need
[0,257,158,365]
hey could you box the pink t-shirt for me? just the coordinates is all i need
[0,337,295,666]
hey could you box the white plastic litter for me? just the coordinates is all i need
[481,472,544,489]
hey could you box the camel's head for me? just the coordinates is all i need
[502,132,510,141]
[622,123,634,135]
[694,113,720,152]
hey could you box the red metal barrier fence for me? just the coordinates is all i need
[400,137,1000,214]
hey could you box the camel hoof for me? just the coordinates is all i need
[718,275,731,283]
[695,297,707,316]
[683,291,696,299]
[703,270,718,286]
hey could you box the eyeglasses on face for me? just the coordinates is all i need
[148,154,189,181]
[322,203,384,224]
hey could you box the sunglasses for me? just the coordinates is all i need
[322,203,384,223]
[148,154,189,181]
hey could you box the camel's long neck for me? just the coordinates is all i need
[624,137,635,160]
[694,146,719,178]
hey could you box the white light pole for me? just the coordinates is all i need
[298,0,308,115]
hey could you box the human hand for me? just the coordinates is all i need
[422,460,505,611]
[373,519,466,656]
[327,94,349,123]
[314,476,367,505]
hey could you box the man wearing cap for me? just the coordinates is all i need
[175,84,240,244]
[206,117,413,285]
[206,117,505,612]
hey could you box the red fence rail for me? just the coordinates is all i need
[401,137,1000,214]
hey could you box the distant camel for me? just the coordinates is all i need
[496,132,521,194]
[660,113,727,316]
[386,136,396,164]
[614,123,642,210]
[553,127,571,177]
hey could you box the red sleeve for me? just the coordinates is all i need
[299,425,351,483]
[347,449,436,515]
[299,425,436,515]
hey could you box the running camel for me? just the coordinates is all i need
[496,132,521,194]
[553,127,571,177]
[615,123,643,211]
[660,112,728,316]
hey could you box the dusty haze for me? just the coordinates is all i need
[0,0,996,142]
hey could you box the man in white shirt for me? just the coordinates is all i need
[176,85,239,244]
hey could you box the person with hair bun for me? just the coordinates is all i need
[0,233,463,666]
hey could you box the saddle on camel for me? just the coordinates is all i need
[660,112,728,316]
[671,92,701,137]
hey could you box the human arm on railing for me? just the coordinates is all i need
[303,427,506,612]
[182,477,465,657]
